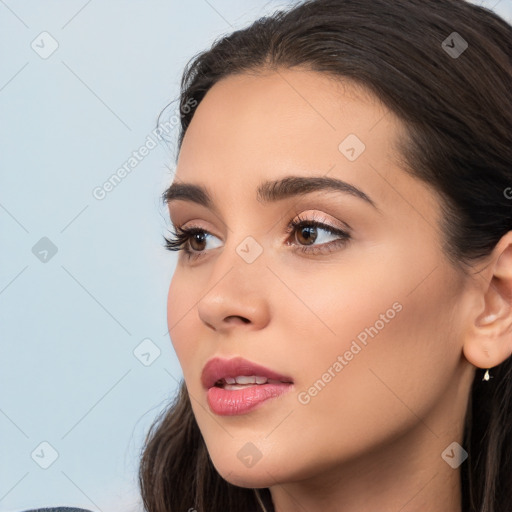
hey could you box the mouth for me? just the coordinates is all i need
[201,356,294,416]
[201,356,294,389]
[214,375,291,390]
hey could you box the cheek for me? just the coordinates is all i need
[254,255,463,459]
[283,263,462,450]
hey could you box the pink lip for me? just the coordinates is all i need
[201,356,293,389]
[201,356,294,416]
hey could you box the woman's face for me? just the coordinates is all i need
[165,69,476,489]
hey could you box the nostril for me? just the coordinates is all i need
[225,315,250,324]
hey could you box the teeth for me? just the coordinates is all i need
[235,375,267,385]
[224,384,254,390]
[236,375,268,385]
[221,375,271,385]
[215,375,290,389]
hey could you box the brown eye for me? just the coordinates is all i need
[189,232,207,251]
[295,225,318,246]
[164,226,222,261]
[286,215,352,256]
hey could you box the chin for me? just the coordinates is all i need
[218,467,276,489]
[209,452,282,488]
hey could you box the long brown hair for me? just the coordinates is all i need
[139,1,512,510]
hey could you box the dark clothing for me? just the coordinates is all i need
[22,508,94,512]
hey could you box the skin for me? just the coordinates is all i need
[165,68,512,512]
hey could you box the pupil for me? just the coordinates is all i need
[191,233,206,251]
[299,226,317,245]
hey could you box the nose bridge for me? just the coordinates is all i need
[196,229,271,331]
[214,227,270,298]
[213,213,270,284]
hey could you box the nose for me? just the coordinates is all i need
[196,264,271,334]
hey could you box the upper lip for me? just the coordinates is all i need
[201,356,294,389]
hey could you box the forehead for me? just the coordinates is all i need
[178,69,394,172]
[173,68,439,226]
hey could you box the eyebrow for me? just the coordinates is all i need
[163,175,379,212]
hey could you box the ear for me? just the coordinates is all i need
[462,231,512,370]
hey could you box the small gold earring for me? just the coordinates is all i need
[483,369,492,381]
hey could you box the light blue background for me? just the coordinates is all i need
[1,1,511,511]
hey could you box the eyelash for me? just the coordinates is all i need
[163,213,351,261]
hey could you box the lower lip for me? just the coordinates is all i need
[206,383,293,416]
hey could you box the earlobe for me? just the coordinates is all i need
[462,232,512,370]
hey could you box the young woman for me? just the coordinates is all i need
[139,0,512,511]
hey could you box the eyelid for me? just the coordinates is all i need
[287,211,351,234]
